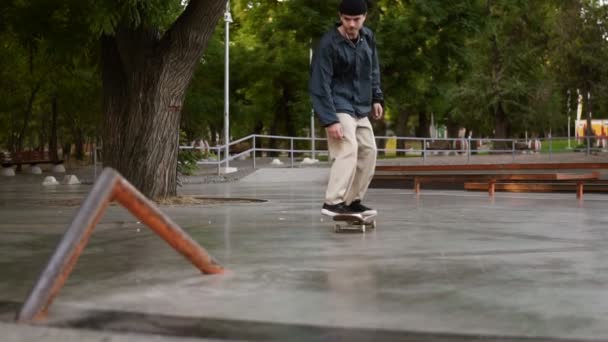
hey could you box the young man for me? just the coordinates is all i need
[310,0,384,217]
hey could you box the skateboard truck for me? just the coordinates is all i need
[332,214,377,233]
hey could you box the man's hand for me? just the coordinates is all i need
[372,103,384,120]
[326,123,344,140]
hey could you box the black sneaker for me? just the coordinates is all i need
[321,202,356,217]
[348,200,378,216]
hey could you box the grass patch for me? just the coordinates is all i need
[539,139,575,153]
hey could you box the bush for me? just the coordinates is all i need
[178,148,199,176]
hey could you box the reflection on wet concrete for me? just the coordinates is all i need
[2,168,608,341]
[7,304,590,342]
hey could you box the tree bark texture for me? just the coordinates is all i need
[49,96,59,162]
[101,0,226,199]
[16,82,41,153]
[488,21,510,146]
[74,128,85,161]
[415,111,429,138]
[494,101,510,149]
[267,81,295,157]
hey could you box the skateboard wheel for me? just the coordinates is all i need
[334,224,341,232]
[361,225,366,233]
[371,220,377,229]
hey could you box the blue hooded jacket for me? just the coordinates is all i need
[309,25,384,127]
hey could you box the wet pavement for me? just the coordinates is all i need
[1,167,608,341]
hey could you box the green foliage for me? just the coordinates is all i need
[449,1,561,137]
[85,0,184,35]
[0,1,102,154]
[177,131,199,177]
[375,0,481,134]
[0,0,189,155]
[3,0,608,157]
[182,28,225,143]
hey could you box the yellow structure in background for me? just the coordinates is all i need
[385,137,397,157]
[576,120,608,138]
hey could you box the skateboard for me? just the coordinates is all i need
[332,214,377,233]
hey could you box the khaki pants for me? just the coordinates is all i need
[325,113,377,205]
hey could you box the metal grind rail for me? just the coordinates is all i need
[16,168,224,323]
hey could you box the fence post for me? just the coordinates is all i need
[549,134,553,161]
[290,138,294,168]
[422,138,427,164]
[311,135,316,161]
[512,139,515,163]
[93,144,97,180]
[467,137,471,163]
[252,135,256,169]
[216,147,221,175]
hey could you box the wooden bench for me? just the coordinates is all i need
[489,173,599,199]
[229,142,252,154]
[376,162,608,172]
[426,140,470,154]
[1,151,63,168]
[427,140,452,150]
[514,142,530,151]
[514,140,542,153]
[465,180,608,197]
[375,163,608,198]
[412,172,600,199]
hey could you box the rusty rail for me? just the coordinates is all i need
[16,168,223,323]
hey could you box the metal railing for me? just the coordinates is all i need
[180,134,330,174]
[179,134,608,175]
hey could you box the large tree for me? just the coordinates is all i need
[1,0,226,199]
[5,0,608,186]
[450,0,557,141]
[374,0,480,145]
[550,0,608,139]
[100,0,226,199]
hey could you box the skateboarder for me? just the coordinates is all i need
[310,0,384,217]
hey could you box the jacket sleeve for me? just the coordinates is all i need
[370,34,384,106]
[309,42,339,127]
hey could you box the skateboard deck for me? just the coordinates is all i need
[332,214,377,233]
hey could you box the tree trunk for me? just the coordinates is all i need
[282,85,296,138]
[446,113,460,139]
[38,114,47,151]
[62,142,72,161]
[268,110,281,157]
[101,0,225,199]
[374,119,387,157]
[74,128,85,161]
[16,41,41,154]
[268,81,290,157]
[49,96,59,162]
[394,109,409,156]
[102,38,185,198]
[209,124,219,146]
[253,120,264,150]
[16,83,41,153]
[494,101,510,149]
[415,111,428,138]
[8,114,16,153]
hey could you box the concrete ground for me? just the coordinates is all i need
[1,166,608,341]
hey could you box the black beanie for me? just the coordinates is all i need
[339,0,368,15]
